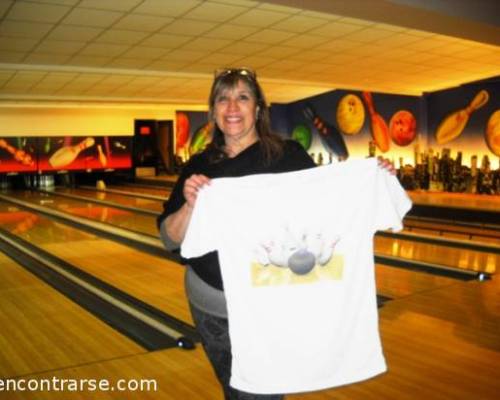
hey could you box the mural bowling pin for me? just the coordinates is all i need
[362,92,390,153]
[435,90,489,144]
[49,137,95,168]
[0,139,34,166]
[302,103,349,160]
[97,144,108,167]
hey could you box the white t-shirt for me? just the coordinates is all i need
[182,158,412,394]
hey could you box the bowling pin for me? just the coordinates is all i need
[362,92,390,153]
[436,90,489,144]
[97,144,108,167]
[49,137,95,168]
[0,139,34,166]
[302,103,349,160]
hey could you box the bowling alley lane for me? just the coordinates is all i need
[3,189,498,277]
[106,183,171,198]
[375,263,460,299]
[51,187,165,214]
[408,190,500,212]
[375,235,498,274]
[402,217,500,244]
[0,250,143,378]
[0,200,192,325]
[4,190,159,237]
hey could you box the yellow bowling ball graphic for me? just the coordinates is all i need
[336,94,365,135]
[485,109,500,157]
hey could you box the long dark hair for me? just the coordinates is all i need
[205,68,284,165]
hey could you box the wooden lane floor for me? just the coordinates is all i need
[4,190,159,237]
[106,183,172,198]
[375,235,498,274]
[408,190,500,212]
[375,263,461,299]
[403,217,500,244]
[52,187,165,214]
[0,251,144,378]
[0,200,191,325]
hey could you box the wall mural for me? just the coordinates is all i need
[173,80,499,195]
[0,137,37,172]
[175,111,211,162]
[283,89,422,168]
[0,136,132,174]
[277,80,499,194]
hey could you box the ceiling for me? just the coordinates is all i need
[0,0,499,106]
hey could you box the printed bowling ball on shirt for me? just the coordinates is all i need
[287,249,316,275]
[389,110,417,146]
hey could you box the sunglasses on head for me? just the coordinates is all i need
[214,67,256,80]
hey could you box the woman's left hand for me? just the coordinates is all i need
[377,156,396,175]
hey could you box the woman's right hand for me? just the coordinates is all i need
[183,174,211,209]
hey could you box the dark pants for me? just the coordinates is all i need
[189,304,284,400]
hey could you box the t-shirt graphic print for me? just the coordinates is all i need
[252,218,343,287]
[182,158,412,395]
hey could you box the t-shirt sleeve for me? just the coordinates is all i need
[180,185,218,258]
[373,167,412,232]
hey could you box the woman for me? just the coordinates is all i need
[158,68,394,399]
[158,68,315,399]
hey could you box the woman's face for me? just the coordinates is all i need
[213,79,259,143]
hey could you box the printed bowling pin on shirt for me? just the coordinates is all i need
[97,144,108,167]
[49,137,95,168]
[362,92,390,153]
[435,90,489,144]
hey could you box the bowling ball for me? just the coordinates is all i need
[485,109,500,157]
[292,124,312,150]
[389,110,416,146]
[288,249,315,275]
[336,94,365,135]
[176,112,190,150]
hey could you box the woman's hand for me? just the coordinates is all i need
[183,174,211,208]
[377,156,396,175]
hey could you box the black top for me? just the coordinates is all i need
[157,139,316,290]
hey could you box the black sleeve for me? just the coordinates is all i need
[156,160,195,229]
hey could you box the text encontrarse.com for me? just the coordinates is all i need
[0,377,158,392]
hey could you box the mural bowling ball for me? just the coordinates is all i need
[389,110,417,146]
[288,249,316,275]
[336,94,365,135]
[485,109,500,157]
[292,124,312,150]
